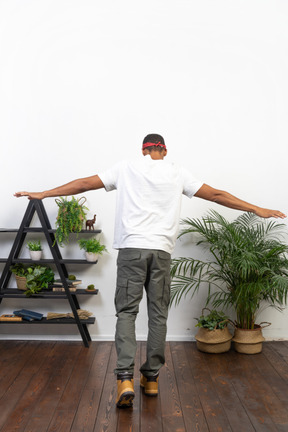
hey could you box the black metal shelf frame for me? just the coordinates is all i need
[0,199,101,347]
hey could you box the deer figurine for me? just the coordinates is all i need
[86,215,96,230]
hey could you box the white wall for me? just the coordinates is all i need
[0,0,288,341]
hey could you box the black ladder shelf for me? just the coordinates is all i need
[0,199,101,347]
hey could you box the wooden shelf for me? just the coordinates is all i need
[0,228,101,234]
[0,317,96,325]
[12,258,98,265]
[1,258,98,264]
[0,199,101,347]
[0,288,99,299]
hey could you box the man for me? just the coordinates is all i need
[15,133,286,408]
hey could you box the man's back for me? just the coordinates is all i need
[99,155,203,253]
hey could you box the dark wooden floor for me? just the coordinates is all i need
[0,341,288,432]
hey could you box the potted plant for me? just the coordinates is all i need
[78,238,107,262]
[10,264,54,296]
[27,240,42,260]
[24,265,55,297]
[170,210,288,354]
[54,196,88,246]
[194,309,232,353]
[10,263,28,290]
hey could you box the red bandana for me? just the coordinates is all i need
[142,141,166,150]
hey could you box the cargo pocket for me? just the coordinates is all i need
[158,251,171,297]
[158,250,170,260]
[117,250,142,280]
[117,250,141,266]
[114,277,128,315]
[162,276,171,308]
[115,277,144,316]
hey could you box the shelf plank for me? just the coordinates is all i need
[0,317,96,324]
[0,258,98,265]
[0,228,102,234]
[0,288,99,299]
[0,259,98,264]
[11,258,98,265]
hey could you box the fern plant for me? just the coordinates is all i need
[54,196,88,246]
[26,240,42,251]
[170,210,288,329]
[78,238,106,254]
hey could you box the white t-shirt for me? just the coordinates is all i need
[98,155,203,254]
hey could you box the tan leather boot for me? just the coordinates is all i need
[116,373,135,408]
[140,373,159,396]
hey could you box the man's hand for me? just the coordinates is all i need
[253,208,286,219]
[14,192,46,200]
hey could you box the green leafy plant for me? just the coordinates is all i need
[25,265,55,297]
[170,210,288,330]
[26,240,42,251]
[86,284,95,290]
[54,196,88,246]
[10,263,27,277]
[78,238,107,254]
[10,264,55,297]
[195,309,229,331]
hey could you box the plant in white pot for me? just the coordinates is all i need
[78,238,107,262]
[170,210,288,354]
[27,240,42,260]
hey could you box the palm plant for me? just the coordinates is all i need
[170,210,288,329]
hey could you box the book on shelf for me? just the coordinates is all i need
[0,314,22,322]
[13,309,43,321]
[52,286,77,292]
[54,278,82,286]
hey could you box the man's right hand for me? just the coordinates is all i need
[14,192,46,200]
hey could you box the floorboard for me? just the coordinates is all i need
[170,341,209,432]
[0,341,288,432]
[140,341,163,432]
[71,342,112,432]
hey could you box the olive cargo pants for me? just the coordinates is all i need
[114,248,171,377]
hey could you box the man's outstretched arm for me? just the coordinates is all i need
[14,175,105,200]
[195,184,286,219]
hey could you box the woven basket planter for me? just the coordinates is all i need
[195,326,232,353]
[232,324,269,354]
[15,275,27,291]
